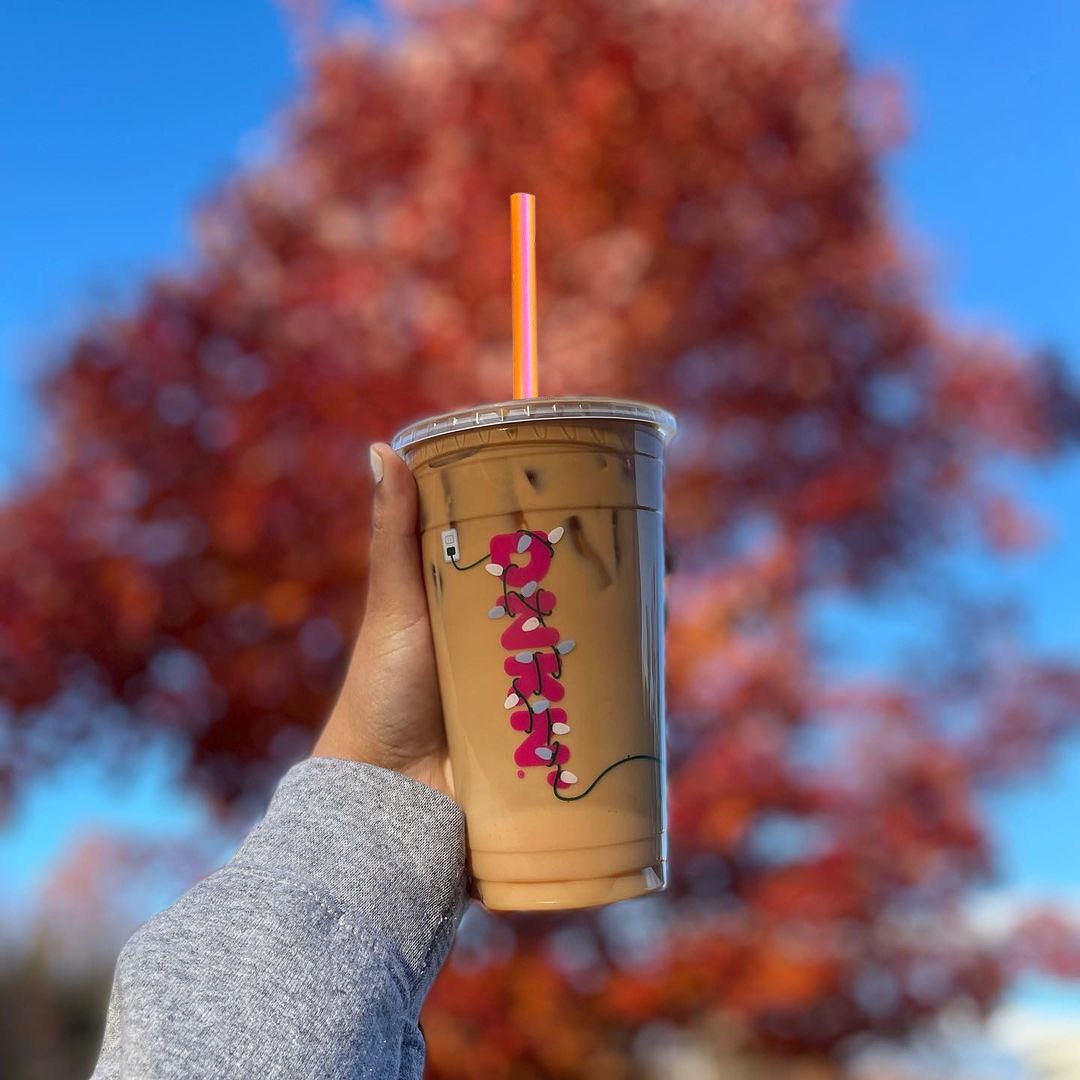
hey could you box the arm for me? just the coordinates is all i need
[94,759,467,1080]
[94,445,467,1079]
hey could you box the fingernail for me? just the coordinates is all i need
[369,445,384,486]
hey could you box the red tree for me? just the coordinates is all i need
[2,0,1078,1072]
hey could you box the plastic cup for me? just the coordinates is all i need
[392,397,676,910]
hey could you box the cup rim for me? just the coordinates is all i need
[390,396,677,453]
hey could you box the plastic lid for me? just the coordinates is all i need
[390,396,677,452]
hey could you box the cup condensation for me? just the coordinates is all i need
[392,398,676,910]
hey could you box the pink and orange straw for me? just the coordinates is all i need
[510,193,539,399]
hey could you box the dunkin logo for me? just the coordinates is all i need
[483,526,577,790]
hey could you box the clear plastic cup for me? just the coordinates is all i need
[392,397,676,910]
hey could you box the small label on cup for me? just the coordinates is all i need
[441,528,460,563]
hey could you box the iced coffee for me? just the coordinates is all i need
[392,397,675,910]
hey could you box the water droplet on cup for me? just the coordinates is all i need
[517,534,533,553]
[485,563,504,577]
[551,722,570,735]
[556,640,576,655]
[521,617,540,632]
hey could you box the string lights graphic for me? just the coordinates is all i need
[451,524,659,800]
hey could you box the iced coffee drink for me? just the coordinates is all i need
[392,397,675,910]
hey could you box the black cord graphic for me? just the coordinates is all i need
[450,551,492,571]
[551,754,661,801]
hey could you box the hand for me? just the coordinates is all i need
[313,444,454,800]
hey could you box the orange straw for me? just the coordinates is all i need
[510,193,539,399]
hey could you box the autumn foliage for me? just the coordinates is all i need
[3,0,1079,1073]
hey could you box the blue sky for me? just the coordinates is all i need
[842,0,1080,892]
[0,0,299,482]
[1,0,1079,1025]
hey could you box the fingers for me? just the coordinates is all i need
[364,444,428,630]
[314,444,444,778]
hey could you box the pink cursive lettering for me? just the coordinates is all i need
[488,527,575,789]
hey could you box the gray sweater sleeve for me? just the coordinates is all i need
[92,757,469,1080]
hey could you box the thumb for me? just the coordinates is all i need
[364,443,429,629]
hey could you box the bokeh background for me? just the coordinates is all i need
[3,1,1080,1077]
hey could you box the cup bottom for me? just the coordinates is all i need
[476,862,666,911]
